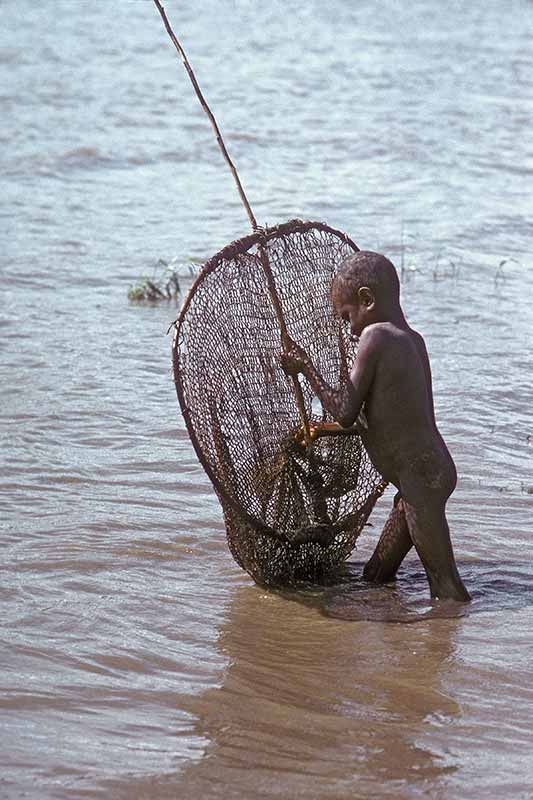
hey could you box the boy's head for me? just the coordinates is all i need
[332,251,400,337]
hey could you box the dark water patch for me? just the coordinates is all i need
[3,146,160,181]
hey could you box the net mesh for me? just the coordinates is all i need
[173,219,385,586]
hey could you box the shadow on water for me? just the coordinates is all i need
[100,558,533,799]
[162,581,462,800]
[273,558,533,623]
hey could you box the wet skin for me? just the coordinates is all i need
[282,282,471,603]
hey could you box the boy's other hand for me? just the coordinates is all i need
[280,338,308,376]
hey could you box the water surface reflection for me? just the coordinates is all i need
[174,584,461,799]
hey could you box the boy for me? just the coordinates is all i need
[281,251,470,602]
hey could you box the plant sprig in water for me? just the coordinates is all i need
[128,258,182,303]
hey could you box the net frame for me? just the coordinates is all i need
[172,218,387,585]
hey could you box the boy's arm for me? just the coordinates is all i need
[281,328,379,428]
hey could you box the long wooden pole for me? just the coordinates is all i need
[152,0,257,230]
[152,0,311,442]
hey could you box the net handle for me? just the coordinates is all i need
[153,0,311,442]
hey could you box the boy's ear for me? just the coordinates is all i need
[358,286,375,309]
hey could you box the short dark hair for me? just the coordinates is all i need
[332,251,400,305]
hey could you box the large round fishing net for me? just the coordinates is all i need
[172,219,386,586]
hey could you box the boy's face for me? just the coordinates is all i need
[332,285,369,338]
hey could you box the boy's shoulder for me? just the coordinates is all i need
[359,321,407,347]
[359,322,426,361]
[362,321,425,342]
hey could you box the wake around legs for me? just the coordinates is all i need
[281,251,471,603]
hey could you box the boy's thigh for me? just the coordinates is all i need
[398,474,455,509]
[400,495,451,553]
[399,449,457,506]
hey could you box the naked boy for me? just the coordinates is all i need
[281,251,470,602]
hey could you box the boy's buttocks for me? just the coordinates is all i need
[400,446,457,503]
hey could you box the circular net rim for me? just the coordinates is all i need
[172,218,364,533]
[171,218,387,584]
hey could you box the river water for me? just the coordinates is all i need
[1,1,532,797]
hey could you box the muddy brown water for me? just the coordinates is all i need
[1,1,532,798]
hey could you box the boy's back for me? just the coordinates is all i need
[355,321,457,507]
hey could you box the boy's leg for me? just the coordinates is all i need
[402,498,471,602]
[363,495,413,583]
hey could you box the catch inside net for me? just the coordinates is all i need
[172,219,386,586]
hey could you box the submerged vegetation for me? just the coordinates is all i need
[128,256,202,303]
